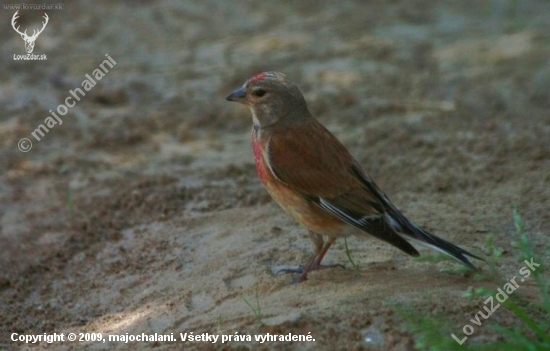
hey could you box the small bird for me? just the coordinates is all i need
[226,71,482,283]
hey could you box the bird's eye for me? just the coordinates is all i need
[253,89,266,97]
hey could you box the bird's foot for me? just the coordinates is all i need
[271,264,306,275]
[271,262,345,284]
[272,262,344,275]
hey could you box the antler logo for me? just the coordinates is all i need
[11,11,49,54]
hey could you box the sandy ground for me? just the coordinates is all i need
[1,1,549,350]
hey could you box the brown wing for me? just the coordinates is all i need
[266,119,419,256]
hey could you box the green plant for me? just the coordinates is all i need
[485,233,504,260]
[215,314,224,333]
[395,305,465,351]
[512,205,534,262]
[395,206,550,350]
[242,282,262,324]
[344,237,360,273]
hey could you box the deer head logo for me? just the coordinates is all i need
[11,11,49,54]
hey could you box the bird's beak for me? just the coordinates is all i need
[226,87,246,102]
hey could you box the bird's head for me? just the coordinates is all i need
[226,71,309,128]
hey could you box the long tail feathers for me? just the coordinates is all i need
[350,166,483,269]
[399,226,484,269]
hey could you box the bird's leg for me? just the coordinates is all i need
[293,237,341,283]
[271,231,324,275]
[307,234,345,271]
[309,237,340,270]
[272,233,343,282]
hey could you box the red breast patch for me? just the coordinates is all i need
[251,130,268,184]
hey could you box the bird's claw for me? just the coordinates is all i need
[271,263,345,276]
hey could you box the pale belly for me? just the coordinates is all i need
[264,180,349,237]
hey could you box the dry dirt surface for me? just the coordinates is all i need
[1,1,549,350]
